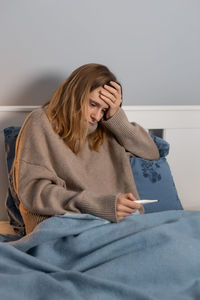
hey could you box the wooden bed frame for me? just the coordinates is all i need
[0,105,200,222]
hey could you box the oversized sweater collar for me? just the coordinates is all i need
[87,122,98,135]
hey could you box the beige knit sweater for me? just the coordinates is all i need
[13,107,159,234]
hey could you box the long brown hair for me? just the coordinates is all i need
[43,63,121,154]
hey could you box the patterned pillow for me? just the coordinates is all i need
[4,126,25,236]
[130,136,183,213]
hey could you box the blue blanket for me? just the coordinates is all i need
[0,210,200,300]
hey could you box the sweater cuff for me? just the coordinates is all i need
[101,107,130,133]
[80,193,118,223]
[101,107,136,142]
[100,194,118,223]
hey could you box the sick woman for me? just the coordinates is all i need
[13,63,159,234]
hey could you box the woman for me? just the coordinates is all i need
[13,63,159,234]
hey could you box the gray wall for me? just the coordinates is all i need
[0,0,200,106]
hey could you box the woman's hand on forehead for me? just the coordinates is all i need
[99,81,122,119]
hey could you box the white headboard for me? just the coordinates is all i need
[0,105,200,221]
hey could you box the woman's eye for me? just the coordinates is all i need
[90,102,96,107]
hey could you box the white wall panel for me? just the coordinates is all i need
[166,128,200,210]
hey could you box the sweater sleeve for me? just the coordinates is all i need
[101,107,160,160]
[14,160,117,222]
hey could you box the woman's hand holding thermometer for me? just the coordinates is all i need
[116,194,159,222]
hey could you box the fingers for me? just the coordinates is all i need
[100,81,122,105]
[100,89,116,104]
[117,211,133,222]
[116,193,141,222]
[117,203,137,214]
[126,192,136,201]
[106,81,122,93]
[110,81,121,93]
[118,198,141,210]
[103,83,121,99]
[99,81,122,119]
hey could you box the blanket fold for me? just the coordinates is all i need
[0,210,200,300]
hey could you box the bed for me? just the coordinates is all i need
[0,105,200,299]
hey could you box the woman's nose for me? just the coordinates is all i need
[91,109,102,121]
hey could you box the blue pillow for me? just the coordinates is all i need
[130,136,183,213]
[4,126,25,236]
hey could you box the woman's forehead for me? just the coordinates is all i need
[90,88,109,109]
